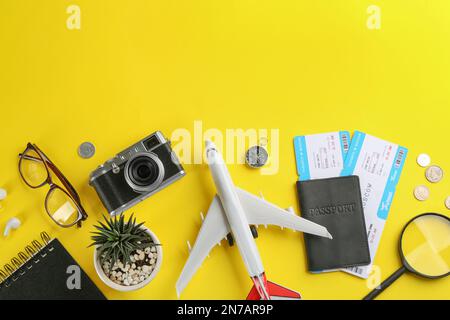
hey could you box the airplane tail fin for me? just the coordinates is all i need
[247,280,301,300]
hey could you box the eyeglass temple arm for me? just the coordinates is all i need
[45,159,88,220]
[19,154,41,162]
[48,161,82,203]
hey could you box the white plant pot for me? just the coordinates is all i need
[94,227,163,292]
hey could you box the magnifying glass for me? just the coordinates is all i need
[364,213,450,300]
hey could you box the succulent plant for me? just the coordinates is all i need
[90,214,157,265]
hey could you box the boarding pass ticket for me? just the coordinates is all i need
[341,131,408,278]
[294,131,351,180]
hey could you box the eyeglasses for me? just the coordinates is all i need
[18,143,88,228]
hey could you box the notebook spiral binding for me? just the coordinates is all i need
[0,232,51,284]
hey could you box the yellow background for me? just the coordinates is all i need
[0,1,449,300]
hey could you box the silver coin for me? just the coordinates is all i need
[78,142,96,159]
[425,165,443,183]
[445,197,450,210]
[414,185,430,201]
[416,153,431,168]
[245,146,268,168]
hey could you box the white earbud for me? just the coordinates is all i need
[3,217,21,237]
[0,188,6,201]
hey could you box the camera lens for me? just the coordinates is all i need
[124,153,165,193]
[137,165,151,179]
[129,156,159,187]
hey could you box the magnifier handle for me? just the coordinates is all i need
[363,266,406,300]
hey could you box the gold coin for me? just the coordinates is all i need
[414,185,430,201]
[425,165,443,183]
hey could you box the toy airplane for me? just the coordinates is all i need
[176,140,332,300]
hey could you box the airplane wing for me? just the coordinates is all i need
[236,188,332,239]
[176,195,230,297]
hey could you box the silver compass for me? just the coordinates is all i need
[245,138,269,168]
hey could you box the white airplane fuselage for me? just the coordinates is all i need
[176,140,329,299]
[206,142,266,281]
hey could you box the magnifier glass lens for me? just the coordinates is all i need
[401,215,450,277]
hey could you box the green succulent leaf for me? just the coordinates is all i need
[90,213,156,265]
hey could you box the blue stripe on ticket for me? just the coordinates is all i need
[341,131,365,176]
[377,146,408,220]
[293,136,311,180]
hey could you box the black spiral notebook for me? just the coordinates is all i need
[0,232,106,300]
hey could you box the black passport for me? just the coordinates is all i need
[296,176,371,272]
[0,238,106,300]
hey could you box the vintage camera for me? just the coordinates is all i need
[89,131,185,216]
